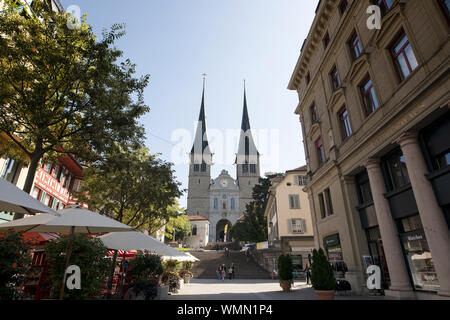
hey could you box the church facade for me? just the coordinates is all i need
[186,81,260,245]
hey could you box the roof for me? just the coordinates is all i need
[286,165,307,173]
[187,215,209,221]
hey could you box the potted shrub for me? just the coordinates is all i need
[277,254,293,292]
[180,261,194,284]
[311,248,336,300]
[128,251,164,300]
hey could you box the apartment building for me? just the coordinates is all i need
[264,166,315,275]
[288,0,449,298]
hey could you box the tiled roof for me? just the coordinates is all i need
[187,215,209,221]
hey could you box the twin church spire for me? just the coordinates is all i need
[190,78,259,165]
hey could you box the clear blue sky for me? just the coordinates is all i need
[61,0,319,209]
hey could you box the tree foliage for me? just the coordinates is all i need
[74,146,183,233]
[0,0,149,199]
[44,234,110,300]
[311,248,336,290]
[0,230,32,300]
[230,175,279,243]
[277,254,294,282]
[164,211,190,243]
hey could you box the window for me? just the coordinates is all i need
[250,164,256,173]
[194,164,200,172]
[222,201,227,210]
[192,225,197,236]
[323,31,330,49]
[356,172,373,205]
[391,32,418,80]
[201,163,207,172]
[297,175,308,186]
[291,219,306,234]
[58,166,65,182]
[51,164,59,179]
[349,32,362,60]
[310,104,318,124]
[330,66,341,91]
[214,198,218,210]
[243,163,249,173]
[435,150,450,169]
[324,188,334,216]
[373,0,393,17]
[316,137,326,164]
[231,198,236,210]
[360,77,379,115]
[44,163,52,173]
[1,158,19,183]
[318,193,326,219]
[289,194,300,209]
[437,0,450,23]
[339,0,348,15]
[64,174,72,189]
[338,106,352,140]
[384,150,410,190]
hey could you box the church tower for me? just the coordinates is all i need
[236,84,260,210]
[187,78,212,217]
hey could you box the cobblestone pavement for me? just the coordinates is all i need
[168,279,389,300]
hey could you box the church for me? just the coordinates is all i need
[186,80,261,247]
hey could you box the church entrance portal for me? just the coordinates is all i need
[216,219,232,242]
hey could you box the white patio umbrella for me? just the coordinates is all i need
[99,231,189,258]
[0,178,58,215]
[0,205,133,299]
[161,252,199,262]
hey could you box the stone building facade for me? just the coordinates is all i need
[263,166,315,275]
[186,82,261,245]
[288,0,449,298]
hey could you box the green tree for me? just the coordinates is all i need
[230,175,279,243]
[311,248,336,290]
[44,234,110,300]
[0,231,32,300]
[164,210,190,243]
[0,0,149,218]
[74,146,183,232]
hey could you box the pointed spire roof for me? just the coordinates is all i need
[237,82,259,162]
[241,82,251,132]
[191,77,212,162]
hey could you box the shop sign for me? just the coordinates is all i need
[407,234,423,242]
[323,234,340,248]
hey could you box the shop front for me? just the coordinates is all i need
[397,215,440,292]
[323,234,347,277]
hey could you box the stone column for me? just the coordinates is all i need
[365,159,413,294]
[398,132,450,297]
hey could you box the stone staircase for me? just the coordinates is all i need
[190,250,272,279]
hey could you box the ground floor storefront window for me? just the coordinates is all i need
[323,234,347,276]
[398,215,440,292]
[365,227,391,289]
[291,255,303,276]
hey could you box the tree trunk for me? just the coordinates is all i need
[13,154,41,220]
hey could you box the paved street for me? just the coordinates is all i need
[168,279,387,300]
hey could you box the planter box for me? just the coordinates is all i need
[155,286,168,300]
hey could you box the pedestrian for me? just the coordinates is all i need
[303,264,312,285]
[245,247,250,262]
[217,265,222,280]
[221,264,227,281]
[231,263,235,279]
[228,265,233,280]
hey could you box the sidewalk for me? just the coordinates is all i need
[168,279,389,300]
